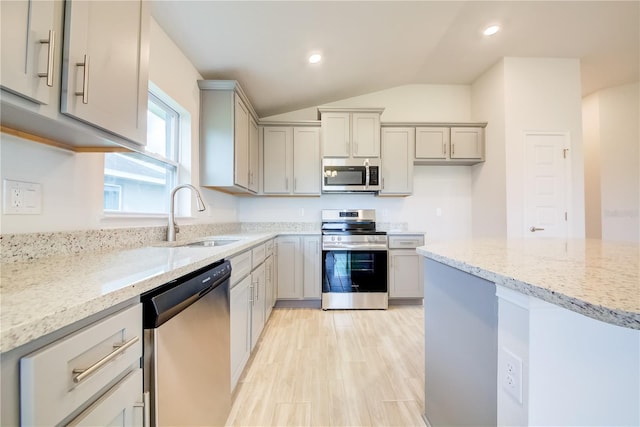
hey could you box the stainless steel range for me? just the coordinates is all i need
[321,209,388,310]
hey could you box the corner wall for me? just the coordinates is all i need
[470,60,507,238]
[583,82,639,242]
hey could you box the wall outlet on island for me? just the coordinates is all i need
[501,347,523,404]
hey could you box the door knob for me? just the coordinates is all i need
[529,226,545,232]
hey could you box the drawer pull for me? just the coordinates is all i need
[72,336,139,384]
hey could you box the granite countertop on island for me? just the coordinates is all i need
[0,233,278,353]
[417,238,639,330]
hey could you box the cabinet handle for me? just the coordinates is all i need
[529,226,545,232]
[451,143,455,156]
[249,171,253,185]
[285,177,289,191]
[38,30,55,87]
[442,142,446,156]
[382,177,385,190]
[75,54,90,104]
[249,284,254,303]
[255,279,259,301]
[294,178,297,192]
[72,335,139,384]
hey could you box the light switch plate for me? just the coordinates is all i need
[3,179,42,214]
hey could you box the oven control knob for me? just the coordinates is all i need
[337,236,342,242]
[331,236,336,242]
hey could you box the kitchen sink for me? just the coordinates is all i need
[178,238,240,248]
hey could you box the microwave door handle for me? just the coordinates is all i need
[364,159,370,189]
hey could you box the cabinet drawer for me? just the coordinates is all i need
[230,250,252,286]
[20,304,142,426]
[67,368,143,427]
[388,235,425,249]
[265,239,274,257]
[252,243,266,268]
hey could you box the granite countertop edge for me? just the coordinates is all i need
[416,246,640,330]
[1,232,294,353]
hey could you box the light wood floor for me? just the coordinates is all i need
[226,306,425,427]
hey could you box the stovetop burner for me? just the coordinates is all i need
[321,209,385,236]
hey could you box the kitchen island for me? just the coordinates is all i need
[417,238,639,427]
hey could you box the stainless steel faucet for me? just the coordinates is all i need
[167,184,206,242]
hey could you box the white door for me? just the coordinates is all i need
[524,132,570,238]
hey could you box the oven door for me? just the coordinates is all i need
[322,249,388,293]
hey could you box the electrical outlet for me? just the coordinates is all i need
[3,179,42,214]
[501,347,523,403]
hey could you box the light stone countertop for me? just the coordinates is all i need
[416,238,640,330]
[0,233,277,353]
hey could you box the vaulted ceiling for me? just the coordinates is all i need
[151,1,640,118]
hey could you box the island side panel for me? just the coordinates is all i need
[497,285,640,426]
[423,258,498,426]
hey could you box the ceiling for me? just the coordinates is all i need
[151,1,640,118]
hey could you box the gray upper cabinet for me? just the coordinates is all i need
[414,125,485,165]
[61,0,149,146]
[262,126,320,196]
[199,80,260,194]
[319,108,383,158]
[1,0,58,105]
[380,127,415,196]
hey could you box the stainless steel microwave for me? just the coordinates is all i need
[322,158,381,193]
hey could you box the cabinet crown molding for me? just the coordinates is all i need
[198,79,259,121]
[382,122,487,128]
[317,107,385,116]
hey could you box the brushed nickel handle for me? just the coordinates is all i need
[249,284,254,303]
[75,54,89,104]
[72,336,139,384]
[285,177,289,191]
[382,177,385,190]
[294,178,297,192]
[452,143,455,156]
[442,142,446,156]
[529,226,545,232]
[38,30,55,87]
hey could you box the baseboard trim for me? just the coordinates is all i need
[274,299,322,309]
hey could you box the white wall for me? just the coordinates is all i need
[583,82,639,242]
[503,58,585,238]
[0,17,237,234]
[470,60,507,238]
[244,84,474,240]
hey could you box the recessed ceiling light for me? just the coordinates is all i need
[308,54,322,64]
[483,25,500,36]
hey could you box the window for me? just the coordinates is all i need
[104,93,180,214]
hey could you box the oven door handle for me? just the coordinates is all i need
[322,243,388,251]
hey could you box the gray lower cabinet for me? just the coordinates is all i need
[388,234,425,299]
[19,303,143,426]
[276,235,321,300]
[230,273,251,391]
[229,240,276,392]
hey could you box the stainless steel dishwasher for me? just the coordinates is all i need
[141,259,231,426]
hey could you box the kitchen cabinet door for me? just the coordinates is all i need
[234,95,250,189]
[1,0,59,105]
[263,127,292,194]
[61,0,149,145]
[302,236,321,298]
[380,127,414,195]
[352,112,380,158]
[389,251,423,298]
[248,116,259,193]
[321,112,350,157]
[276,236,303,299]
[450,127,484,159]
[250,263,266,350]
[264,254,275,320]
[293,127,321,195]
[415,127,449,160]
[230,275,251,392]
